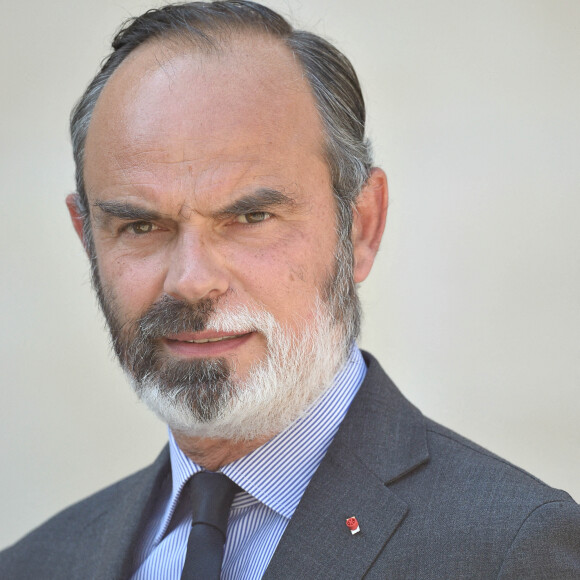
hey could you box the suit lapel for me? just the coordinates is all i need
[263,447,408,579]
[264,352,429,579]
[91,447,170,580]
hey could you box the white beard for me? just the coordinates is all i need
[131,295,350,441]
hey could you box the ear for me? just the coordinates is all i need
[351,167,388,283]
[66,193,86,246]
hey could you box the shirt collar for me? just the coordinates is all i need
[164,345,366,530]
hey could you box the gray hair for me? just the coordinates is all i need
[70,0,373,253]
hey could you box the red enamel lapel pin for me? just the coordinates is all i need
[346,516,360,534]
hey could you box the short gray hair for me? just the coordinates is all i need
[70,0,372,249]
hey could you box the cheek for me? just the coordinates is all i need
[96,248,167,317]
[231,229,336,316]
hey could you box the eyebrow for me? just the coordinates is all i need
[92,200,162,224]
[213,188,296,219]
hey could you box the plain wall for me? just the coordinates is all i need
[1,0,578,549]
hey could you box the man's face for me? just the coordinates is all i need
[78,37,360,439]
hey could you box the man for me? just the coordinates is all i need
[1,1,579,578]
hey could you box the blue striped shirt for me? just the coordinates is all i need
[131,347,366,580]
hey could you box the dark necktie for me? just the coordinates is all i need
[180,471,239,580]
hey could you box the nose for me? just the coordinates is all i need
[163,229,230,303]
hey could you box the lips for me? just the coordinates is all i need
[179,334,246,344]
[163,331,254,357]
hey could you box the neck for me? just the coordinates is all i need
[171,430,271,471]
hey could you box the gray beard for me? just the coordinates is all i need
[113,295,234,423]
[133,296,353,440]
[91,240,361,441]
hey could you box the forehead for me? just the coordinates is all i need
[83,34,329,205]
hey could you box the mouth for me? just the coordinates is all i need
[179,334,246,344]
[162,331,254,357]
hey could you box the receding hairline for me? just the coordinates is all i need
[103,26,306,91]
[84,29,329,179]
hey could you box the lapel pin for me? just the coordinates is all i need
[346,516,360,534]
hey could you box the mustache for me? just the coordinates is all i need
[137,295,216,339]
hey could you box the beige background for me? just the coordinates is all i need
[1,0,579,549]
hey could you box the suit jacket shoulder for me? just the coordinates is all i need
[0,447,170,580]
[382,415,580,579]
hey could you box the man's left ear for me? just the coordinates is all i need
[351,167,388,283]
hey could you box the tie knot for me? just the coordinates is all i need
[188,472,239,537]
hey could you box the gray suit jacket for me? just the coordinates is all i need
[1,352,579,578]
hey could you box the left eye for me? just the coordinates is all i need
[235,212,271,224]
[127,221,157,234]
